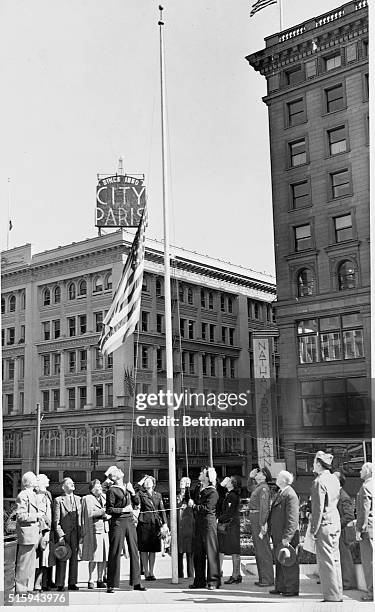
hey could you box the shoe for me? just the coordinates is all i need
[68,584,79,591]
[88,582,94,589]
[134,585,146,591]
[282,592,299,597]
[57,587,65,592]
[149,576,156,581]
[207,584,220,590]
[361,595,373,602]
[48,583,57,590]
[189,584,205,589]
[224,576,242,584]
[97,581,107,588]
[107,587,115,593]
[255,581,273,587]
[42,587,51,592]
[269,589,283,595]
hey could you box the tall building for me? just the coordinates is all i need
[247,0,370,494]
[1,233,278,498]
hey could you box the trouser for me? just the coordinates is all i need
[178,552,194,578]
[15,544,37,593]
[34,567,48,590]
[55,530,79,587]
[274,556,300,594]
[316,525,343,602]
[359,533,373,595]
[250,517,274,585]
[339,533,356,589]
[107,516,141,588]
[193,522,220,587]
[231,554,241,577]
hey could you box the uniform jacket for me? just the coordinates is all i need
[310,471,340,536]
[80,493,109,560]
[249,483,271,527]
[53,494,81,540]
[106,484,140,524]
[195,485,219,529]
[337,488,355,528]
[269,485,299,546]
[356,478,373,536]
[137,490,167,526]
[15,488,40,546]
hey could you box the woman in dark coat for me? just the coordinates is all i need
[177,477,194,578]
[137,475,167,580]
[218,476,242,584]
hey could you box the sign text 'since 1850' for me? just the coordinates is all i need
[95,174,146,228]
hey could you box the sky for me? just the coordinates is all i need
[0,0,348,277]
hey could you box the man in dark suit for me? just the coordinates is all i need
[269,470,300,597]
[53,477,81,591]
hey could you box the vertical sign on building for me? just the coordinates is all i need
[253,337,275,474]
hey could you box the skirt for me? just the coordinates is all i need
[91,532,110,562]
[137,522,161,552]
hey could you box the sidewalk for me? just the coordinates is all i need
[57,554,371,612]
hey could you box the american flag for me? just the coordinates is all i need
[99,207,147,356]
[250,0,277,18]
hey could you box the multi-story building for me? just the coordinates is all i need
[247,0,370,494]
[2,233,278,498]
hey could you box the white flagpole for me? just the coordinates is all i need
[7,177,11,250]
[158,6,178,584]
[279,0,283,31]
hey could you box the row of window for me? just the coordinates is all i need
[1,326,25,346]
[294,211,356,253]
[301,377,368,428]
[296,260,357,298]
[40,274,112,306]
[40,349,112,376]
[40,384,113,412]
[41,311,107,340]
[247,300,275,322]
[133,425,242,455]
[135,344,237,377]
[1,291,26,314]
[2,357,25,381]
[297,314,364,364]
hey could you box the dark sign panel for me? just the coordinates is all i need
[96,175,146,228]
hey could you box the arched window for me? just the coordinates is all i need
[43,288,50,306]
[187,287,193,305]
[297,268,315,297]
[178,284,184,302]
[93,276,103,293]
[156,278,163,297]
[104,273,112,291]
[20,291,26,310]
[1,297,5,314]
[9,295,16,312]
[53,286,61,303]
[338,260,357,290]
[68,282,76,300]
[78,279,87,296]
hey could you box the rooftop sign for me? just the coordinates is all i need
[95,175,146,228]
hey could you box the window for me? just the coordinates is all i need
[157,347,163,370]
[202,322,207,340]
[68,317,76,337]
[189,353,195,374]
[107,383,113,408]
[364,73,369,100]
[53,353,61,375]
[94,312,103,333]
[9,295,16,312]
[20,290,26,309]
[208,292,214,310]
[210,356,216,377]
[188,320,194,340]
[68,388,76,410]
[209,324,215,342]
[328,126,347,155]
[79,315,87,335]
[295,224,312,251]
[19,356,24,379]
[20,325,25,343]
[68,283,76,300]
[6,394,14,414]
[221,327,227,343]
[297,319,319,364]
[291,179,311,212]
[286,65,304,85]
[220,295,225,312]
[78,280,87,296]
[79,386,87,408]
[68,351,76,373]
[346,43,357,63]
[287,98,305,127]
[42,390,50,412]
[106,354,113,369]
[19,391,24,413]
[201,289,206,308]
[202,355,207,375]
[1,329,4,346]
[331,169,350,199]
[142,274,150,293]
[334,214,352,242]
[301,378,368,428]
[156,313,164,334]
[325,84,344,113]
[156,278,163,297]
[222,357,227,378]
[95,348,103,369]
[79,350,87,371]
[53,319,60,339]
[178,284,184,303]
[53,286,61,303]
[338,260,357,290]
[187,287,194,305]
[95,385,104,407]
[104,273,112,290]
[1,297,5,314]
[297,315,364,364]
[53,389,60,410]
[141,346,149,369]
[228,297,233,313]
[43,289,50,306]
[229,328,234,346]
[254,302,260,320]
[93,276,103,293]
[141,311,149,332]
[325,54,341,71]
[305,59,317,78]
[42,355,50,376]
[8,359,15,380]
[180,318,186,338]
[289,139,307,167]
[297,268,315,297]
[42,322,50,341]
[230,358,235,378]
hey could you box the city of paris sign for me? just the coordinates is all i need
[95,174,146,228]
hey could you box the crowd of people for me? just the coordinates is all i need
[11,454,373,602]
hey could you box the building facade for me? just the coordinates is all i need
[2,233,278,498]
[247,0,370,494]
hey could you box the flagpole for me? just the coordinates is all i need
[7,177,11,250]
[158,5,178,584]
[279,0,283,31]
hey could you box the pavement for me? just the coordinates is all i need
[44,554,372,612]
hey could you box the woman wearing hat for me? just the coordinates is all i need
[188,466,221,590]
[218,475,242,584]
[310,451,343,602]
[355,462,373,601]
[247,466,274,587]
[80,479,110,589]
[137,475,167,581]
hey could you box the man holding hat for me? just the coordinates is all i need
[269,470,300,597]
[310,451,342,602]
[53,477,81,591]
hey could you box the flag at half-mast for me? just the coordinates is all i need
[99,207,147,356]
[250,0,277,18]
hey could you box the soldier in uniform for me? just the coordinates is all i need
[247,466,274,587]
[333,471,356,591]
[355,462,373,602]
[310,451,343,602]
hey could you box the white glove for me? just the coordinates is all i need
[126,482,135,495]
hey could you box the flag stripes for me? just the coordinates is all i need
[99,207,147,356]
[250,0,277,18]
